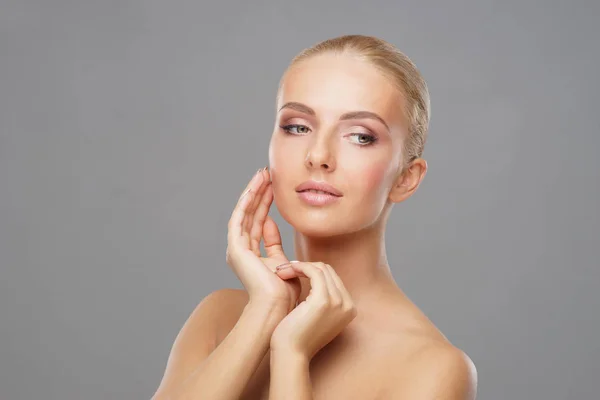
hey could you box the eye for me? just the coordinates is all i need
[348,133,377,146]
[280,124,311,135]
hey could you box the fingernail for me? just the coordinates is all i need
[275,262,291,271]
[275,263,290,271]
[275,260,299,271]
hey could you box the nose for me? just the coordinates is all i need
[304,134,336,172]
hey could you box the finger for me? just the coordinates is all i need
[228,187,255,242]
[274,261,299,279]
[248,168,269,219]
[277,263,345,304]
[317,263,343,305]
[322,263,352,307]
[243,168,269,233]
[274,266,298,280]
[264,168,273,189]
[263,216,286,259]
[228,170,263,243]
[236,169,262,207]
[323,264,348,295]
[284,262,328,301]
[249,183,273,255]
[241,169,267,233]
[322,265,355,319]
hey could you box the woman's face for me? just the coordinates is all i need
[269,53,409,237]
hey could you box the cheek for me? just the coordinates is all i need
[268,134,301,194]
[345,158,391,197]
[269,133,299,170]
[364,163,389,192]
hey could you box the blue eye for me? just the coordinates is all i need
[348,133,377,146]
[281,124,310,135]
[280,125,377,146]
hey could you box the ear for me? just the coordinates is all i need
[388,158,428,203]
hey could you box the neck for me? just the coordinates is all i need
[293,222,399,305]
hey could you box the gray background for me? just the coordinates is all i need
[1,0,598,399]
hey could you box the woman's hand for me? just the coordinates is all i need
[226,168,301,314]
[270,262,357,360]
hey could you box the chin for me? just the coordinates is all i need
[276,196,369,239]
[287,216,348,238]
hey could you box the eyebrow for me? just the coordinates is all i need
[278,101,390,131]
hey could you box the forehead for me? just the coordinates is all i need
[278,53,407,130]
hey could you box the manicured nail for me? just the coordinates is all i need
[275,263,290,271]
[275,260,299,271]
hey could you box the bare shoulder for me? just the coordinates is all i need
[193,288,249,341]
[386,332,478,399]
[168,287,249,355]
[368,296,477,399]
[152,288,249,398]
[169,288,248,360]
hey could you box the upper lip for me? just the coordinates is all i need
[295,180,343,197]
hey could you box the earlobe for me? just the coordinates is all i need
[388,158,427,204]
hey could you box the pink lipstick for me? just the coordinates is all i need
[295,180,343,206]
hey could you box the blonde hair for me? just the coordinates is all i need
[280,35,430,165]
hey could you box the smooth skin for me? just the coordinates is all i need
[152,53,477,399]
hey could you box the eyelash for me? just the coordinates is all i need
[279,124,378,146]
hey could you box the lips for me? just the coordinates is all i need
[295,180,343,197]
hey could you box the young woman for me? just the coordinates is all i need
[152,35,477,400]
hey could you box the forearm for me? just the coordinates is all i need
[269,350,313,400]
[171,301,284,400]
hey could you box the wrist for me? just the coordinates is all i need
[270,346,310,367]
[269,345,313,400]
[270,343,311,363]
[245,298,288,325]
